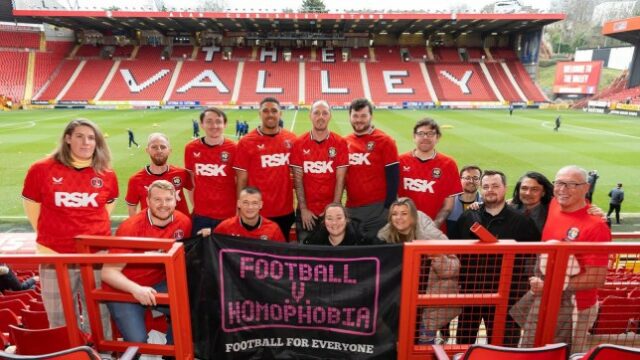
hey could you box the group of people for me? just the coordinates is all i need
[20,96,613,354]
[235,119,250,138]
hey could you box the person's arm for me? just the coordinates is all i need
[101,263,158,306]
[23,199,41,231]
[235,169,248,196]
[292,167,316,230]
[433,196,454,228]
[567,266,607,292]
[127,204,138,217]
[185,170,195,207]
[106,200,117,215]
[333,166,347,204]
[384,163,399,208]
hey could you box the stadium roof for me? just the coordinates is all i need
[10,9,564,36]
[603,16,640,44]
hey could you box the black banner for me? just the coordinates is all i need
[183,235,402,359]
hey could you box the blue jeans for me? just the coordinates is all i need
[106,281,172,344]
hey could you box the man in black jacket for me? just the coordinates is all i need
[454,170,540,346]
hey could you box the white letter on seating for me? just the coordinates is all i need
[256,70,283,93]
[383,70,414,94]
[322,48,335,63]
[260,48,278,62]
[321,70,348,94]
[201,46,221,62]
[120,69,170,93]
[440,70,473,94]
[176,70,229,93]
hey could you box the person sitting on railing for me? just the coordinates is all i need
[101,180,192,348]
[377,197,460,345]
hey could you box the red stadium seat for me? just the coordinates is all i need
[0,300,27,316]
[19,309,49,330]
[432,343,570,360]
[591,296,640,334]
[8,325,86,355]
[28,299,45,312]
[597,288,628,301]
[3,289,41,301]
[577,343,640,359]
[0,293,34,304]
[0,309,20,334]
[0,345,139,359]
[628,288,640,298]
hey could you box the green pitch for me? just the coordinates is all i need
[0,108,638,219]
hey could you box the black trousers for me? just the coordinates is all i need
[607,203,621,223]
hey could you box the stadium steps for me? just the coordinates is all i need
[163,60,183,102]
[38,32,46,52]
[479,62,505,103]
[420,62,439,103]
[191,46,198,60]
[426,47,435,61]
[359,62,372,101]
[483,48,494,61]
[299,61,306,104]
[23,51,36,101]
[94,60,121,101]
[506,61,546,102]
[499,62,528,102]
[230,61,244,104]
[62,60,113,101]
[369,47,376,62]
[56,60,86,101]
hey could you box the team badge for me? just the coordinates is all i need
[565,227,580,241]
[367,141,375,151]
[284,140,292,149]
[432,168,442,179]
[260,235,269,241]
[52,177,63,185]
[257,144,265,150]
[193,152,201,158]
[172,176,182,186]
[90,177,103,188]
[174,229,184,240]
[328,147,337,158]
[403,166,411,172]
[220,151,230,162]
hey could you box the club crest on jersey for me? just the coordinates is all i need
[260,235,269,241]
[367,141,375,152]
[52,177,63,185]
[193,152,201,158]
[432,168,442,179]
[174,229,185,240]
[220,151,230,163]
[284,140,292,149]
[257,144,265,150]
[328,147,337,158]
[172,176,182,186]
[90,177,104,188]
[565,227,580,241]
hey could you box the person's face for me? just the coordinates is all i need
[146,137,171,166]
[324,206,347,240]
[259,102,281,130]
[65,125,96,161]
[481,174,506,206]
[147,187,176,221]
[237,193,262,222]
[553,169,588,210]
[310,103,331,132]
[519,177,544,208]
[460,169,481,194]
[201,111,226,138]
[390,204,415,235]
[413,125,439,153]
[349,107,372,134]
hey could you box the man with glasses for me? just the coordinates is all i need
[398,118,462,232]
[234,97,297,241]
[446,165,482,238]
[454,170,540,346]
[214,187,285,242]
[529,165,611,353]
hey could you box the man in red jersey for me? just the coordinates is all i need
[102,180,191,347]
[22,119,117,335]
[214,187,285,242]
[344,98,399,242]
[234,97,297,241]
[126,132,192,216]
[529,165,611,353]
[398,118,462,232]
[290,100,349,243]
[184,107,237,235]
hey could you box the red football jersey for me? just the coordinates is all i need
[22,158,118,254]
[215,215,285,242]
[289,131,349,216]
[103,210,192,292]
[125,165,192,215]
[344,128,399,207]
[542,199,611,310]
[233,128,297,217]
[397,151,462,221]
[184,137,237,220]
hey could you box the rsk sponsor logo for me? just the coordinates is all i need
[54,192,99,207]
[261,153,290,167]
[349,153,371,166]
[195,163,227,176]
[303,161,334,174]
[403,178,435,193]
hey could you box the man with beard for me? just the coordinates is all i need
[102,180,192,348]
[290,100,349,243]
[509,171,554,232]
[126,133,192,216]
[344,98,399,241]
[454,170,540,346]
[234,97,297,241]
[398,118,462,233]
[446,165,482,238]
[214,187,285,242]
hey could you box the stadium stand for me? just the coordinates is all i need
[0,51,28,102]
[366,60,434,104]
[427,63,499,102]
[485,62,525,102]
[168,58,238,104]
[73,44,102,58]
[239,60,299,105]
[306,61,364,106]
[433,47,462,62]
[32,42,74,98]
[0,30,40,49]
[61,60,113,101]
[99,60,174,101]
[33,59,80,101]
[506,61,547,102]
